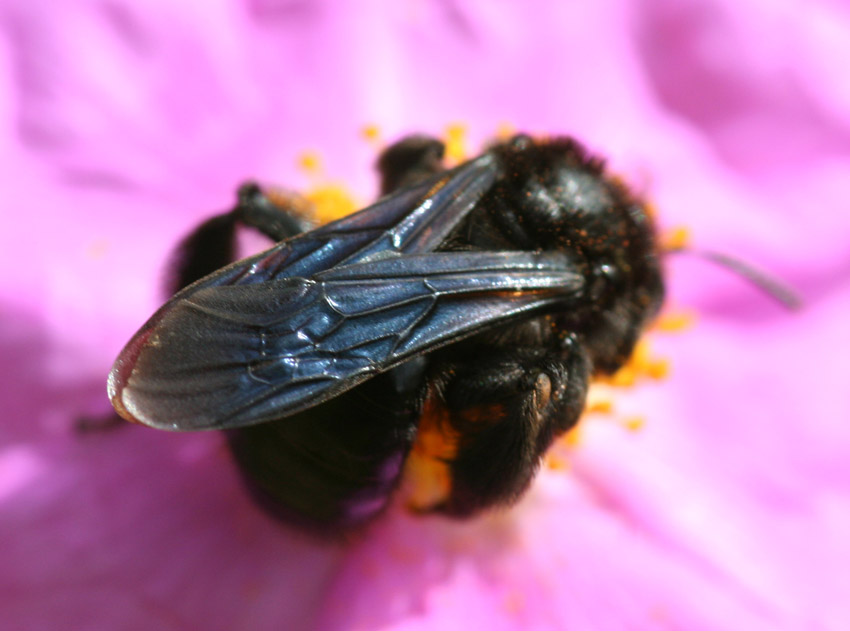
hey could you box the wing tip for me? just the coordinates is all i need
[107,361,159,428]
[107,334,145,425]
[108,329,183,431]
[107,378,186,431]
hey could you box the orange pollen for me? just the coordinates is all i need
[563,425,582,447]
[304,184,358,224]
[647,357,670,380]
[662,226,691,251]
[598,338,671,387]
[402,454,453,512]
[495,121,516,140]
[653,309,697,332]
[443,123,469,165]
[586,398,614,414]
[606,367,637,387]
[297,150,323,175]
[622,416,646,432]
[361,124,381,143]
[545,453,570,470]
[403,391,458,511]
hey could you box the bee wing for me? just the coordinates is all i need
[110,250,584,430]
[192,152,500,291]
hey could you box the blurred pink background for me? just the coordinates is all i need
[1,1,849,629]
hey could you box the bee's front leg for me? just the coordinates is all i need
[168,183,314,293]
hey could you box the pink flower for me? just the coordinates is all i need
[2,1,849,629]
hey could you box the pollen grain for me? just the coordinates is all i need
[305,184,358,224]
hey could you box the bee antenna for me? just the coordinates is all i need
[665,246,802,310]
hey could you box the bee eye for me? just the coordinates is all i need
[598,262,617,279]
[589,262,620,301]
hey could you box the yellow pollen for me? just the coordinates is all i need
[304,184,358,224]
[598,338,673,388]
[622,416,646,432]
[413,425,458,460]
[361,124,381,143]
[607,366,637,387]
[631,339,651,365]
[647,357,670,380]
[443,123,469,165]
[586,397,614,414]
[403,390,458,511]
[495,121,516,140]
[545,452,570,470]
[563,425,582,447]
[662,226,691,251]
[403,453,452,511]
[653,309,697,332]
[297,150,323,175]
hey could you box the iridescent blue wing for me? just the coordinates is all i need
[110,251,583,430]
[108,156,585,430]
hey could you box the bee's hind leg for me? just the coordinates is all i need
[424,335,591,516]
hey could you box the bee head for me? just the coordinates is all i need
[490,135,665,374]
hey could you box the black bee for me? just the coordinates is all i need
[108,134,665,533]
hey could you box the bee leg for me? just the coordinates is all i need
[377,135,446,194]
[430,336,590,516]
[73,411,126,434]
[167,183,315,293]
[232,182,315,242]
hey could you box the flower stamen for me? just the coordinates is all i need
[297,150,323,176]
[304,184,358,224]
[443,123,469,165]
[361,124,381,144]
